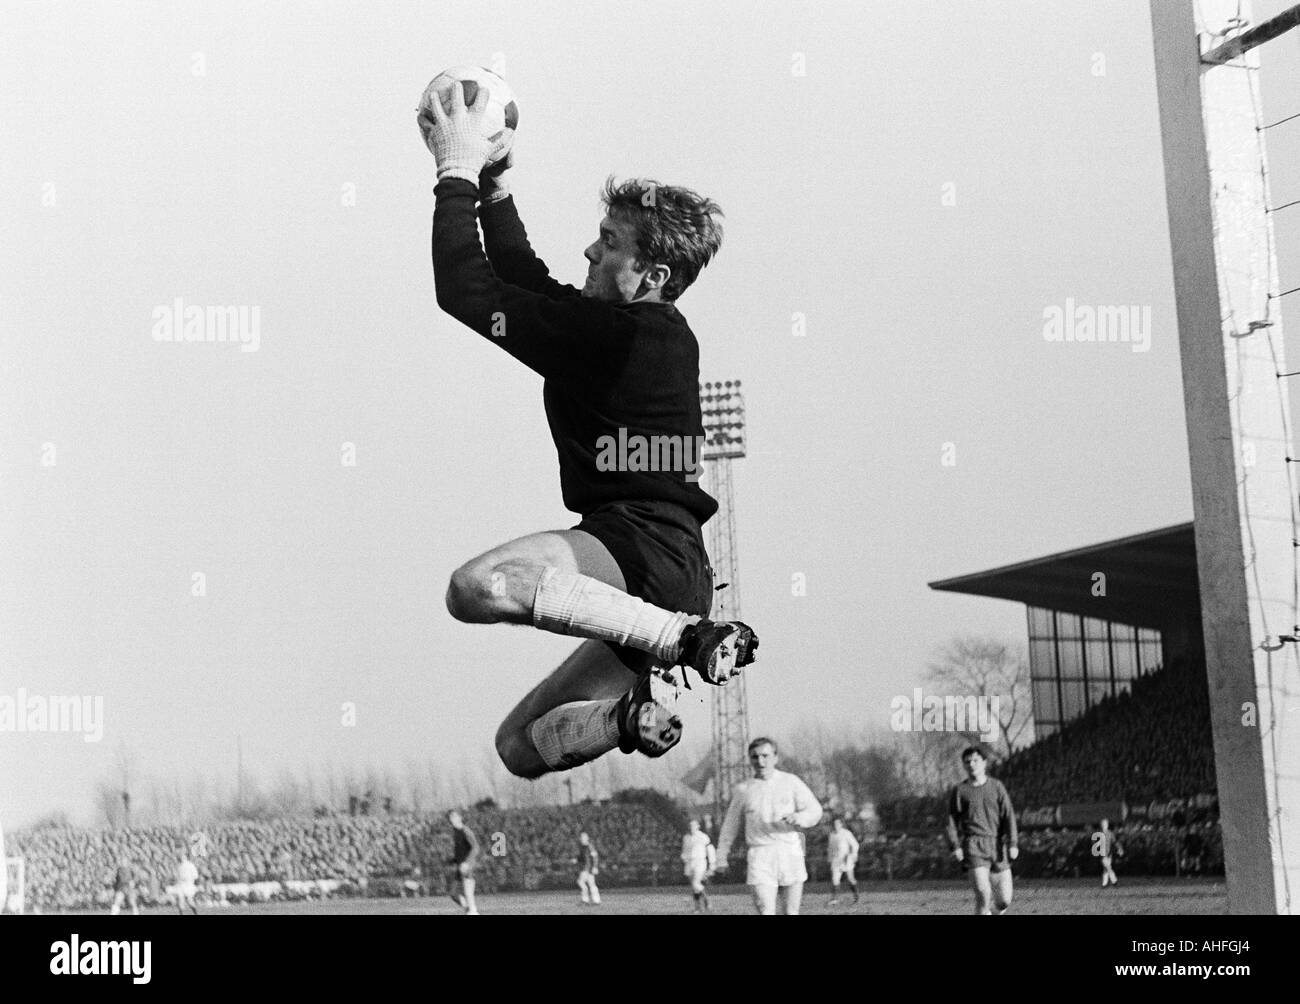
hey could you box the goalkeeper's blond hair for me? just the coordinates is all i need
[601,178,724,302]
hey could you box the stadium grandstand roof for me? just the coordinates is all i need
[927,522,1198,628]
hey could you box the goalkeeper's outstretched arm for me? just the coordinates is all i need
[432,178,636,382]
[479,192,582,301]
[476,152,581,299]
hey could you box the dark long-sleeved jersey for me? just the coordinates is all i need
[431,178,718,524]
[945,778,1018,850]
[113,864,137,891]
[452,825,480,868]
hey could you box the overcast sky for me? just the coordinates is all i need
[3,0,1300,827]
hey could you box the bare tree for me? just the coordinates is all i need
[425,758,446,812]
[925,635,1033,758]
[168,774,187,827]
[302,763,318,813]
[186,775,211,827]
[822,743,908,814]
[892,729,968,796]
[147,777,186,827]
[475,748,502,805]
[404,760,425,813]
[361,764,385,805]
[269,769,306,816]
[112,742,137,827]
[94,780,126,828]
[379,766,401,811]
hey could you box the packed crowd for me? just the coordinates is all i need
[10,662,1227,908]
[12,803,1223,910]
[9,801,688,909]
[801,820,1222,881]
[996,660,1215,807]
[874,660,1215,834]
[875,792,1218,836]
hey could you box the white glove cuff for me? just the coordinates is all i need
[437,167,481,185]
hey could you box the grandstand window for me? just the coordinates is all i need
[1030,639,1055,676]
[1060,678,1086,719]
[1056,613,1083,640]
[1085,641,1109,684]
[1023,607,1162,735]
[1139,640,1162,674]
[1032,678,1059,722]
[1113,638,1138,680]
[1057,639,1083,676]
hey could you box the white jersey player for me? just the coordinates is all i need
[681,819,716,913]
[827,817,860,905]
[714,737,823,915]
[175,854,199,915]
[576,831,601,906]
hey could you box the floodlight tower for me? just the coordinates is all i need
[699,380,750,827]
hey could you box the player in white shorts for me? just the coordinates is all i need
[714,737,823,915]
[576,831,601,905]
[174,852,200,915]
[826,817,860,905]
[681,818,716,913]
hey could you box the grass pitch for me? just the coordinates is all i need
[157,877,1224,916]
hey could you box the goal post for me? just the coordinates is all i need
[1150,0,1300,914]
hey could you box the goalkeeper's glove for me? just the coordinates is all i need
[417,83,496,185]
[479,148,514,205]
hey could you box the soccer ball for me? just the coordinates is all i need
[419,64,518,165]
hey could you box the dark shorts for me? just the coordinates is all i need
[572,499,714,671]
[963,836,1011,873]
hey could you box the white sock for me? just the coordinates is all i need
[528,700,622,770]
[531,567,692,662]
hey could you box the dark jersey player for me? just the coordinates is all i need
[447,810,480,916]
[416,81,758,778]
[110,859,140,916]
[945,746,1018,915]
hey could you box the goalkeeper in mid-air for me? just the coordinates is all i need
[417,82,757,777]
